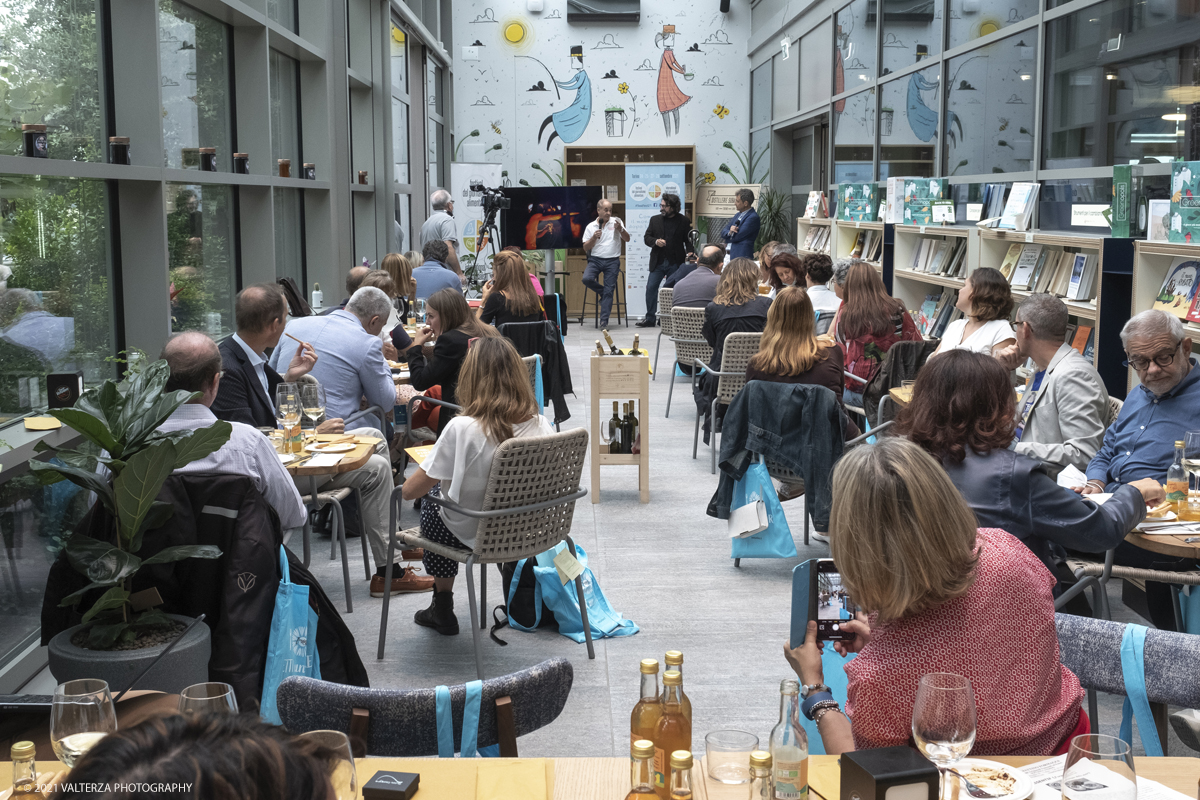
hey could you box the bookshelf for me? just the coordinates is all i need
[978,230,1102,322]
[891,225,977,337]
[833,219,884,273]
[797,216,832,256]
[1131,240,1200,390]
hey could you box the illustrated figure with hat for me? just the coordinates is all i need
[655,24,691,137]
[537,45,592,149]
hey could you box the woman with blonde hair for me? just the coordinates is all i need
[402,336,554,634]
[479,250,543,326]
[381,252,416,315]
[784,436,1086,756]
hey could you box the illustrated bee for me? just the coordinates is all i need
[490,120,502,134]
[713,104,730,119]
[998,117,1009,131]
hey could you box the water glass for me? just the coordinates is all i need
[704,729,759,784]
[178,682,238,715]
[50,679,117,767]
[1061,734,1135,800]
[301,730,358,800]
[912,672,976,793]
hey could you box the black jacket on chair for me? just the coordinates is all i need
[213,336,282,429]
[863,338,940,424]
[498,320,573,424]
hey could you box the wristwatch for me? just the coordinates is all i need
[800,683,829,699]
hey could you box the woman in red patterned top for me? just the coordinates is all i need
[785,437,1085,756]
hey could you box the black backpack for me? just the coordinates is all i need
[489,560,557,644]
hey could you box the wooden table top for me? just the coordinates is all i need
[1125,531,1200,559]
[889,385,914,406]
[285,434,380,477]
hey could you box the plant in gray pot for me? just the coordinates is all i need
[34,359,232,693]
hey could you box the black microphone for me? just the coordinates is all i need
[720,0,730,12]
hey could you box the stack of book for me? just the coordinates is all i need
[1169,162,1200,245]
[998,182,1040,231]
[978,184,1009,222]
[902,179,950,225]
[850,229,883,261]
[907,237,968,277]
[915,288,962,337]
[999,242,1098,301]
[803,191,828,219]
[838,182,878,222]
[801,225,831,254]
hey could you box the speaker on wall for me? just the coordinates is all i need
[720,0,730,11]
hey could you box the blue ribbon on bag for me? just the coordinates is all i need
[533,354,545,410]
[1118,623,1163,756]
[435,682,500,758]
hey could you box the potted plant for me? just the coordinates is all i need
[35,359,232,692]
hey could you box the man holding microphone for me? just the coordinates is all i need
[581,198,630,329]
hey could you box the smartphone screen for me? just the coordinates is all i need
[814,559,857,641]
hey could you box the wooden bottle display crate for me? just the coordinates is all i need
[590,353,649,504]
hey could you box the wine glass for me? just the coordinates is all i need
[50,679,117,767]
[275,383,301,449]
[178,682,238,715]
[1061,734,1136,800]
[1183,430,1200,520]
[300,383,326,430]
[301,730,358,800]
[912,673,977,797]
[414,298,427,325]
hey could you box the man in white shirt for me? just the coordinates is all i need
[581,199,630,328]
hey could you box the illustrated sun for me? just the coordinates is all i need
[499,17,534,52]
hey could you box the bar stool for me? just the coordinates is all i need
[579,268,627,328]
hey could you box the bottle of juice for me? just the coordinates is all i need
[630,659,662,748]
[749,750,775,800]
[1168,440,1189,517]
[626,739,657,798]
[652,671,691,797]
[669,750,694,800]
[662,651,692,723]
[11,741,35,796]
[769,679,809,800]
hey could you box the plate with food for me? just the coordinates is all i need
[1144,500,1177,522]
[305,441,357,453]
[949,759,1032,800]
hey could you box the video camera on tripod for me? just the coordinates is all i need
[470,181,510,214]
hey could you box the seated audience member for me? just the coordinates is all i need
[501,246,545,297]
[1084,309,1200,629]
[413,239,463,300]
[803,253,842,317]
[898,350,1158,585]
[994,293,1109,473]
[401,337,555,634]
[833,260,922,408]
[671,245,726,308]
[407,287,498,433]
[932,267,1016,356]
[61,711,338,799]
[160,332,306,531]
[695,258,772,440]
[747,287,859,441]
[320,265,370,315]
[0,288,75,368]
[767,251,806,295]
[831,256,853,300]
[385,253,418,353]
[785,437,1085,756]
[360,269,401,359]
[268,287,398,424]
[757,240,780,287]
[479,251,544,327]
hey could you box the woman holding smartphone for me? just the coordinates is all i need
[784,437,1085,756]
[406,288,497,433]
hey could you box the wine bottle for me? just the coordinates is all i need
[595,340,607,357]
[609,402,623,454]
[603,329,621,355]
[630,334,642,356]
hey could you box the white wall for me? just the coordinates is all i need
[450,0,753,189]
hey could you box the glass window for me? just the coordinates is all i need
[880,64,939,178]
[793,132,815,187]
[393,194,410,253]
[1042,0,1200,169]
[750,129,771,184]
[836,0,876,93]
[0,176,116,408]
[166,183,237,338]
[945,30,1036,176]
[426,59,442,117]
[391,24,408,95]
[266,0,296,32]
[947,0,1036,49]
[274,188,304,287]
[801,19,832,110]
[429,119,443,190]
[159,0,234,171]
[393,98,410,184]
[834,87,876,183]
[752,62,772,128]
[0,0,104,161]
[773,50,798,121]
[882,0,941,77]
[269,50,301,168]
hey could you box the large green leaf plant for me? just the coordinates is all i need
[31,360,232,649]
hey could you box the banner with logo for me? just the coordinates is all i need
[450,162,503,265]
[625,163,686,319]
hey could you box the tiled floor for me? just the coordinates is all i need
[296,323,1186,758]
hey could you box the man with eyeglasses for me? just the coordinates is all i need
[638,192,694,327]
[1080,309,1200,629]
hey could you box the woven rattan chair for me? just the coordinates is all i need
[653,287,674,381]
[693,331,762,474]
[1106,396,1123,427]
[1057,548,1200,630]
[378,429,591,679]
[666,306,712,418]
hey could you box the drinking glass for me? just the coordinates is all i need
[415,298,427,325]
[1183,431,1200,520]
[1061,734,1136,800]
[704,729,758,784]
[912,672,976,796]
[302,730,358,800]
[178,682,238,715]
[50,679,117,767]
[300,383,326,430]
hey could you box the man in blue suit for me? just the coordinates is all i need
[721,189,760,259]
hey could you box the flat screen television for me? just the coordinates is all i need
[567,0,639,23]
[501,186,602,250]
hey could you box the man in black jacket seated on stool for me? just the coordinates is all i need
[638,192,694,327]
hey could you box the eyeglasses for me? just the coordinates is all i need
[1122,343,1180,371]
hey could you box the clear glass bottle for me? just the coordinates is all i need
[631,659,663,748]
[1168,440,1188,515]
[662,651,692,723]
[669,750,694,800]
[769,679,809,800]
[627,739,658,798]
[11,741,35,795]
[652,671,691,797]
[749,750,774,800]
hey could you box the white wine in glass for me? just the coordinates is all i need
[50,679,117,767]
[301,384,326,428]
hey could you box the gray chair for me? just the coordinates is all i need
[276,657,573,757]
[1056,613,1200,753]
[1106,395,1124,427]
[379,428,591,679]
[653,287,674,380]
[294,484,369,613]
[693,331,761,475]
[666,307,711,418]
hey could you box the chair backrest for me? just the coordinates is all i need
[1106,396,1123,427]
[715,332,762,405]
[276,657,573,756]
[669,306,713,368]
[1056,613,1200,709]
[814,310,833,336]
[471,427,588,563]
[521,355,539,392]
[658,287,675,337]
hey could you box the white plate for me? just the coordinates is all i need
[278,453,296,464]
[950,758,1033,800]
[1143,510,1178,522]
[305,441,356,453]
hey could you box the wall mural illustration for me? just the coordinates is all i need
[655,24,691,136]
[534,45,592,148]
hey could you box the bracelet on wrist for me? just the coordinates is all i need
[801,691,835,720]
[812,703,842,725]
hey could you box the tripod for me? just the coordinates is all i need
[467,202,503,293]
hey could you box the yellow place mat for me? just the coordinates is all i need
[355,758,553,800]
[24,416,61,431]
[617,349,653,374]
[405,444,435,465]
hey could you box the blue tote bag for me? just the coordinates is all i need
[731,461,798,560]
[260,546,321,724]
[529,542,639,643]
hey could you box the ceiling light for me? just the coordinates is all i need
[1131,133,1180,143]
[1163,113,1186,121]
[1020,74,1031,80]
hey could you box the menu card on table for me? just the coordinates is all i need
[305,453,345,468]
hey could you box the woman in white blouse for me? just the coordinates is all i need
[932,267,1016,356]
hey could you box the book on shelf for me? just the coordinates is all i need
[918,288,959,336]
[917,293,941,332]
[1065,253,1088,301]
[1010,244,1043,289]
[802,226,817,250]
[1063,323,1077,348]
[570,178,587,187]
[931,303,962,339]
[804,191,828,219]
[945,239,968,277]
[1082,328,1095,361]
[604,185,619,202]
[838,182,878,221]
[1070,325,1093,356]
[902,178,950,225]
[1169,161,1200,244]
[1048,251,1077,297]
[998,243,1023,280]
[1153,257,1200,319]
[1027,248,1052,292]
[928,242,953,275]
[850,230,866,258]
[999,182,1040,231]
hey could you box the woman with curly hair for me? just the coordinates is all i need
[766,252,806,295]
[896,349,1160,582]
[931,266,1016,356]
